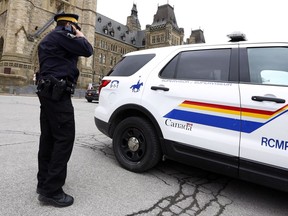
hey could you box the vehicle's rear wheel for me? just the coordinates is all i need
[87,99,92,102]
[112,116,162,172]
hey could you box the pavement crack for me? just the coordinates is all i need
[0,130,39,147]
[73,135,234,216]
[75,134,114,158]
[0,141,34,147]
[127,165,234,216]
[0,130,39,136]
[149,172,171,186]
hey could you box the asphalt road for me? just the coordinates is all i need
[0,95,287,216]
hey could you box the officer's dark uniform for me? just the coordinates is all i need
[36,13,93,204]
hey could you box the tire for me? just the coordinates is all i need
[87,99,92,102]
[112,116,162,172]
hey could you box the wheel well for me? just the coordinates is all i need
[108,105,163,140]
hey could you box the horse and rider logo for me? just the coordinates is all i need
[130,80,143,92]
[110,80,119,88]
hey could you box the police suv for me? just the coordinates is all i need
[95,34,288,192]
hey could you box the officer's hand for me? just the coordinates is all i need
[71,25,85,38]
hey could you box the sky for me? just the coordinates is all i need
[97,0,288,43]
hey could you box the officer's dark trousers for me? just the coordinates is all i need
[37,94,75,196]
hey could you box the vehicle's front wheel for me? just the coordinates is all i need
[112,116,161,172]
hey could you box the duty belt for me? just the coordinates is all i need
[37,76,75,100]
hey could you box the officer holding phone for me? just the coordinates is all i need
[36,13,93,207]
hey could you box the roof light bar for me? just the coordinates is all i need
[227,32,247,42]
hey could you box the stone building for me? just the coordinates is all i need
[94,3,205,83]
[0,0,96,90]
[0,0,205,90]
[145,4,185,48]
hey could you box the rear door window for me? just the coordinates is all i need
[160,49,231,81]
[247,47,288,85]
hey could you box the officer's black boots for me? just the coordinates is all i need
[38,192,74,207]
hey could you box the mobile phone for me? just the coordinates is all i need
[64,24,76,35]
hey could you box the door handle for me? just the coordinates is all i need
[151,86,169,91]
[251,96,285,103]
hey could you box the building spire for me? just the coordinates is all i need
[131,3,138,17]
[127,3,141,31]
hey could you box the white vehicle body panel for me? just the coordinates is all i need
[239,84,288,169]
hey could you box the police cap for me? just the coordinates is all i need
[54,13,81,30]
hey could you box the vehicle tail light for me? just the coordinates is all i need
[99,79,111,94]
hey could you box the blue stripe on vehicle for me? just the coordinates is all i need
[164,109,264,133]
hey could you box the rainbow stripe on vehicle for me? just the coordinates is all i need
[163,100,288,133]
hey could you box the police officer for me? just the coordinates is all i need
[36,13,93,207]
